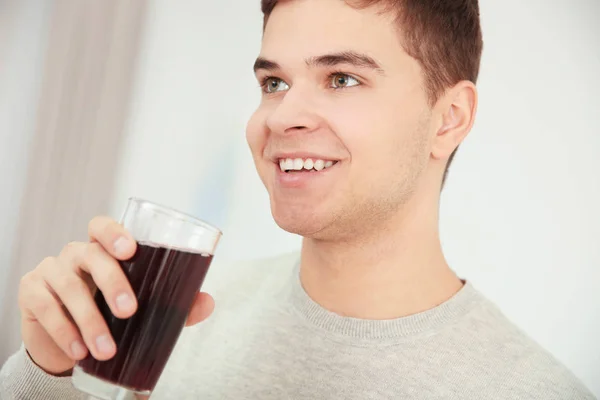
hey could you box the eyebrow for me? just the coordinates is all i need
[253,51,385,75]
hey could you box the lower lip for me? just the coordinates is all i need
[275,163,338,188]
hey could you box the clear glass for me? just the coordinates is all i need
[72,198,222,400]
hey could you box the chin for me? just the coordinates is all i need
[270,202,332,238]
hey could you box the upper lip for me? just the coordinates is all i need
[270,152,340,162]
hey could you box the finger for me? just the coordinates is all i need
[43,256,117,361]
[88,216,137,260]
[59,242,137,319]
[80,242,138,318]
[22,278,89,361]
[185,292,215,327]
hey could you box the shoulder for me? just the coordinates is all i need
[155,252,301,391]
[452,285,595,399]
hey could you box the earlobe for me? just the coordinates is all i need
[431,82,477,161]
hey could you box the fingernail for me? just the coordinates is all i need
[71,340,87,359]
[116,293,135,313]
[113,237,131,257]
[96,335,116,355]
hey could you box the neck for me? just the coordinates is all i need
[299,185,463,320]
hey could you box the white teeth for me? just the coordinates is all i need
[279,158,336,172]
[293,158,304,170]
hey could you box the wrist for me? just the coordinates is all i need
[25,348,74,377]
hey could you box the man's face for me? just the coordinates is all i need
[247,0,434,240]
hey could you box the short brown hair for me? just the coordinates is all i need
[261,0,483,187]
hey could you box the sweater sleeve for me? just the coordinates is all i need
[0,346,86,400]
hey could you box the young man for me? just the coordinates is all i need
[1,0,595,399]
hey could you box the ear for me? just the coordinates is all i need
[431,81,478,161]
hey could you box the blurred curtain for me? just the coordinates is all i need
[0,0,51,339]
[0,0,147,362]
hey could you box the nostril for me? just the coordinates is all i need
[285,126,308,133]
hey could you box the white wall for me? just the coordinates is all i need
[111,0,599,395]
[0,1,51,313]
[442,0,600,393]
[108,0,302,260]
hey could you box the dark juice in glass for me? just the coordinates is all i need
[78,241,213,392]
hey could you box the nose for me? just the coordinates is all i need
[265,86,322,135]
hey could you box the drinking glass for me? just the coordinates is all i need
[71,198,222,399]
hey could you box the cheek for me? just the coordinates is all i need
[246,107,269,158]
[325,92,405,163]
[326,89,428,176]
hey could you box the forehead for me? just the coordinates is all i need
[261,0,409,68]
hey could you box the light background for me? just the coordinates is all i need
[1,0,599,395]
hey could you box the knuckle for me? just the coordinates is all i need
[55,274,86,295]
[84,243,121,280]
[82,242,101,266]
[104,263,128,289]
[36,256,57,274]
[51,321,70,338]
[53,322,76,341]
[97,271,125,298]
[29,295,52,319]
[59,242,83,261]
[88,216,105,234]
[101,220,120,243]
[105,275,126,294]
[79,313,103,334]
[17,278,34,308]
[18,270,46,307]
[19,281,35,307]
[19,271,37,288]
[89,215,120,243]
[39,256,57,268]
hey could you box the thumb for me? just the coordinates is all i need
[185,292,215,327]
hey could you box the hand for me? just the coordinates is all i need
[18,216,215,375]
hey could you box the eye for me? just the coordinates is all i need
[262,77,290,93]
[330,73,360,89]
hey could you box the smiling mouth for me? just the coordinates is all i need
[278,158,339,173]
